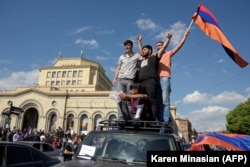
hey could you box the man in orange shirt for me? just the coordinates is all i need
[157,29,190,125]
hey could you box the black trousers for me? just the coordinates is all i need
[140,78,157,121]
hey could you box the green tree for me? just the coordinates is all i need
[226,98,250,135]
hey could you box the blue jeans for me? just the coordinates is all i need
[157,77,171,124]
[116,78,134,119]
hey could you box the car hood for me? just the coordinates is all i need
[52,159,146,167]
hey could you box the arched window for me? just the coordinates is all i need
[94,114,102,130]
[49,113,57,133]
[66,114,74,131]
[80,114,88,133]
[109,114,117,121]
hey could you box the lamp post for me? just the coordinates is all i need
[1,101,23,130]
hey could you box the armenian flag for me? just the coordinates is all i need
[192,4,248,68]
[190,132,250,151]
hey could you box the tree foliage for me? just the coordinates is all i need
[226,98,250,135]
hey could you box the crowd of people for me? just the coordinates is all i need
[0,126,86,162]
[112,29,190,126]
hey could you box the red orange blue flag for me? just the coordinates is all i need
[190,132,250,151]
[192,4,248,68]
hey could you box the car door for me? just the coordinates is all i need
[0,145,6,166]
[32,143,42,152]
[41,143,59,158]
[6,145,44,167]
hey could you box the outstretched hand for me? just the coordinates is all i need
[166,32,172,39]
[137,34,142,41]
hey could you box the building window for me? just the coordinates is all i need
[47,72,51,78]
[62,71,66,78]
[66,114,74,131]
[61,80,65,85]
[78,70,82,77]
[109,114,117,121]
[77,80,82,85]
[80,114,88,133]
[73,71,77,77]
[67,71,72,77]
[57,71,61,78]
[52,101,57,107]
[94,114,102,130]
[52,72,56,78]
[56,81,60,85]
[66,80,71,85]
[49,113,57,133]
[72,80,76,85]
[51,81,55,86]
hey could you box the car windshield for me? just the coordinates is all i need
[76,132,176,162]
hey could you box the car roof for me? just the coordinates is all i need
[0,141,46,152]
[88,130,176,139]
[98,119,173,134]
[17,141,45,143]
[17,141,54,146]
[0,141,34,146]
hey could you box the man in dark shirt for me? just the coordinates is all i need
[137,32,172,121]
[63,134,78,162]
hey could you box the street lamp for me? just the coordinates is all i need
[1,101,24,129]
[8,100,24,115]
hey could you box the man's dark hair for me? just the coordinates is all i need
[142,45,153,52]
[156,41,163,45]
[123,40,133,46]
[130,83,141,92]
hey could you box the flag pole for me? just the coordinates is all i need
[188,19,194,30]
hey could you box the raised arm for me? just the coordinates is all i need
[157,32,172,58]
[137,34,143,55]
[170,29,190,57]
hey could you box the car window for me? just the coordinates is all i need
[77,132,175,162]
[7,146,33,165]
[32,143,41,150]
[42,143,54,152]
[147,139,171,151]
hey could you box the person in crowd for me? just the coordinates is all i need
[112,39,143,121]
[52,136,61,149]
[156,28,190,125]
[119,83,148,120]
[137,32,172,121]
[12,130,20,142]
[63,134,78,162]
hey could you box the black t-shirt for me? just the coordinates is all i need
[139,56,159,81]
[63,142,74,162]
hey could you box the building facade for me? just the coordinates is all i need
[0,56,116,135]
[175,118,198,143]
[0,55,185,135]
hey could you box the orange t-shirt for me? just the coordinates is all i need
[158,51,173,77]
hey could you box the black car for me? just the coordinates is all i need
[0,141,61,167]
[52,120,183,167]
[17,141,63,162]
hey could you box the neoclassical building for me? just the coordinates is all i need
[0,55,179,135]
